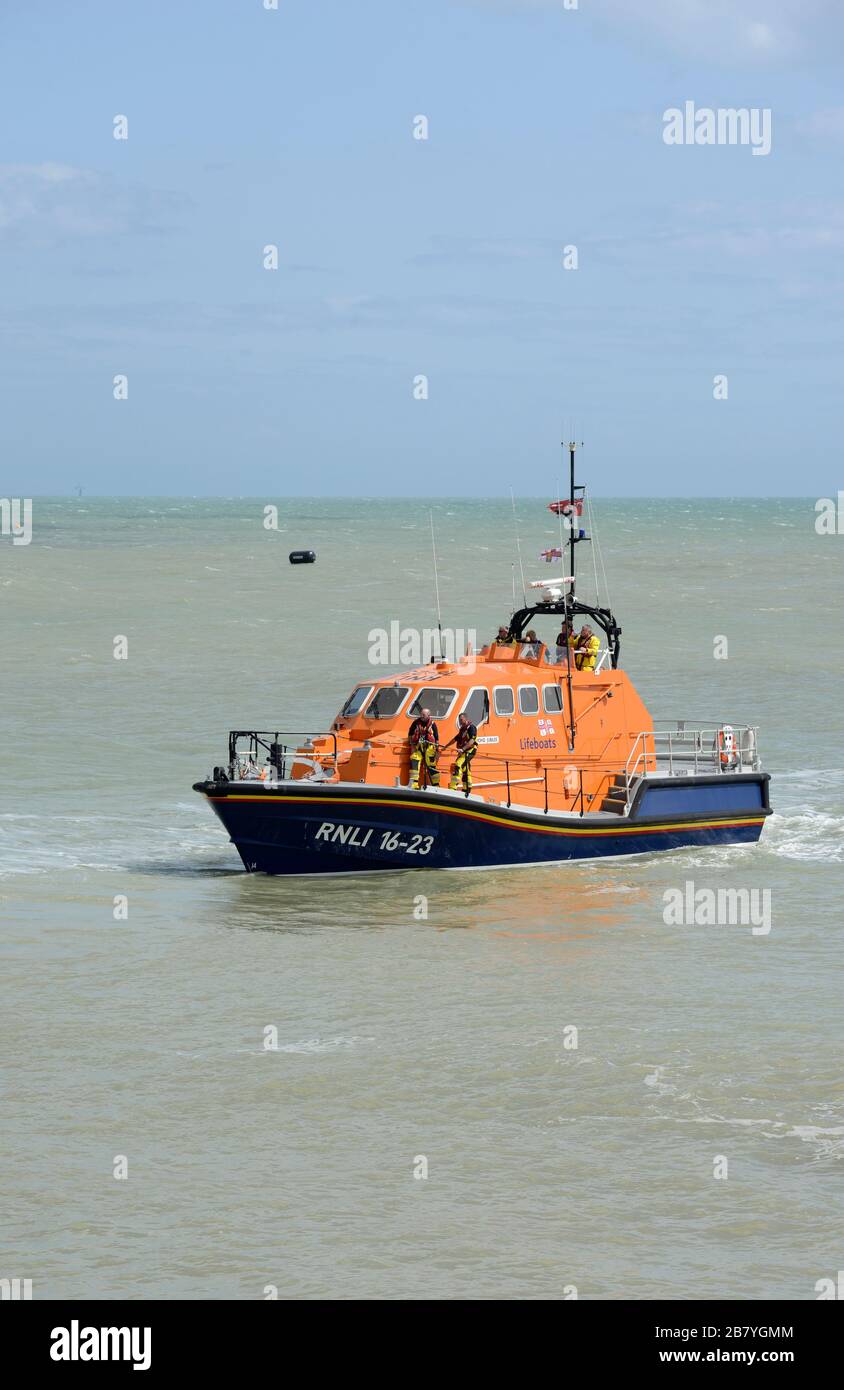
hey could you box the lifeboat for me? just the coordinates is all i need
[194,450,771,874]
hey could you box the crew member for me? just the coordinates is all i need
[522,628,541,657]
[445,713,479,794]
[408,707,440,788]
[493,624,515,647]
[575,624,600,672]
[555,621,575,665]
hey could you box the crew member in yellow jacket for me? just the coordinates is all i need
[575,624,600,671]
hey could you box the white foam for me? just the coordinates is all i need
[762,809,844,863]
[0,807,232,879]
[275,1036,375,1054]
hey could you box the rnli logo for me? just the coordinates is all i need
[520,718,557,750]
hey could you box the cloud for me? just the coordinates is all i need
[460,0,844,66]
[411,202,844,277]
[410,234,556,266]
[0,163,185,245]
[1,287,795,378]
[653,200,844,259]
[796,108,844,139]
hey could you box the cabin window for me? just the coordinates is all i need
[407,688,457,719]
[493,686,515,717]
[461,688,489,727]
[542,684,563,713]
[518,685,539,715]
[367,685,410,719]
[340,685,374,717]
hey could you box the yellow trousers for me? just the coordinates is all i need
[449,746,477,791]
[410,743,440,788]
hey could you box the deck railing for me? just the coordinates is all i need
[624,722,760,799]
[219,722,761,815]
[225,730,338,782]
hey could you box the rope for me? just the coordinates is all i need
[587,491,612,615]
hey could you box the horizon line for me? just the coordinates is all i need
[18,493,822,502]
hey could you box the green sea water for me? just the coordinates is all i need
[1,496,842,1299]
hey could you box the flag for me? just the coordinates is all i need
[539,547,563,563]
[548,499,583,516]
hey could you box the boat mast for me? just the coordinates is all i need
[563,438,577,752]
[567,439,577,593]
[429,510,444,660]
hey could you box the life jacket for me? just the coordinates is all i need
[575,632,599,670]
[455,722,478,752]
[410,717,438,747]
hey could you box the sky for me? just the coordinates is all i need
[1,0,843,496]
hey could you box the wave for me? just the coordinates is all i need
[274,1035,375,1055]
[0,807,236,880]
[640,1066,844,1163]
[3,815,841,879]
[761,809,844,863]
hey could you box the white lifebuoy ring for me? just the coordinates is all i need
[717,726,738,770]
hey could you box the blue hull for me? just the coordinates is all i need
[195,774,771,875]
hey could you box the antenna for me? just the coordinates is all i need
[560,433,582,753]
[557,471,566,571]
[510,489,527,606]
[566,437,577,594]
[429,510,444,660]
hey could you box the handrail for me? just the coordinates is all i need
[621,723,761,809]
[624,730,651,800]
[227,729,339,781]
[222,723,761,799]
[471,775,544,790]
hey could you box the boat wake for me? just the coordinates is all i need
[0,805,238,881]
[752,768,844,862]
[761,808,844,863]
[3,770,841,879]
[641,1065,844,1164]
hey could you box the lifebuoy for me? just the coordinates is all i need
[717,726,738,770]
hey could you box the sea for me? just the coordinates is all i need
[1,496,841,1300]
